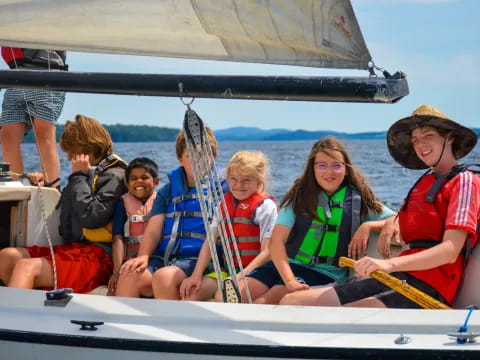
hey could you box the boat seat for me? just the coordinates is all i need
[453,245,480,309]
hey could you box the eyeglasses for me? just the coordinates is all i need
[314,162,345,173]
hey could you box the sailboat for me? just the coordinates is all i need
[0,1,479,359]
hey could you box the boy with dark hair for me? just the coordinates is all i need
[108,157,159,295]
[116,127,221,299]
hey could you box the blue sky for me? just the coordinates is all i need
[1,0,478,133]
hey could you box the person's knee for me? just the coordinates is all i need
[152,267,185,298]
[33,120,56,143]
[14,258,41,276]
[0,248,27,268]
[0,123,25,143]
[279,292,296,305]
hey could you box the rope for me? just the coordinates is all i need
[338,256,451,310]
[183,108,252,303]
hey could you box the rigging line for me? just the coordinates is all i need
[185,138,224,294]
[184,110,252,303]
[202,133,252,303]
[8,47,58,289]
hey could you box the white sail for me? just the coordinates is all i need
[0,0,371,69]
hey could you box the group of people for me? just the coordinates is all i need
[0,65,479,310]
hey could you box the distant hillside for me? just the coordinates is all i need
[214,127,291,141]
[24,124,180,143]
[23,125,480,143]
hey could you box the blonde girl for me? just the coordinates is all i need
[180,150,277,302]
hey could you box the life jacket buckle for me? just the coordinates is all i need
[130,214,146,223]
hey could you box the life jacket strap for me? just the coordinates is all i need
[310,223,339,235]
[296,250,335,266]
[126,235,142,244]
[236,236,260,243]
[231,216,255,225]
[172,193,198,203]
[409,239,468,256]
[166,211,203,218]
[237,249,260,256]
[128,214,149,223]
[162,231,206,240]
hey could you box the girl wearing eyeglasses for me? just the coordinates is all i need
[245,136,395,304]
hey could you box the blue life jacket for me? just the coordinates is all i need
[153,166,207,261]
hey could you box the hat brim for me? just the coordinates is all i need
[387,115,478,169]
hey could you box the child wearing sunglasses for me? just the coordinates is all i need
[245,136,395,304]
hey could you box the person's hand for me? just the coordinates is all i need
[378,216,402,259]
[26,172,45,185]
[71,154,91,174]
[348,222,371,259]
[179,275,202,300]
[284,278,310,292]
[107,272,120,296]
[119,255,148,275]
[354,256,393,277]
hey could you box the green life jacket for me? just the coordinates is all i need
[285,185,361,266]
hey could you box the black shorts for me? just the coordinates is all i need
[333,272,447,309]
[247,261,334,288]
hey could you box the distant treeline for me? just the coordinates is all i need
[24,124,180,143]
[23,124,480,143]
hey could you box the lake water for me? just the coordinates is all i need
[5,140,480,211]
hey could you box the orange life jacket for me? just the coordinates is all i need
[122,191,156,259]
[399,171,477,304]
[222,192,271,267]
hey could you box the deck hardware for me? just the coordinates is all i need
[451,306,478,344]
[71,320,104,331]
[394,334,411,345]
[447,332,480,344]
[44,288,73,307]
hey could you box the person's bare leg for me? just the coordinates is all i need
[0,123,26,176]
[254,284,290,304]
[33,118,59,184]
[116,270,153,298]
[280,286,341,306]
[0,247,30,284]
[152,266,187,300]
[344,297,386,308]
[8,257,54,289]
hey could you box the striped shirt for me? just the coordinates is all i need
[444,171,480,236]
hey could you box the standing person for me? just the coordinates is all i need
[0,47,68,188]
[116,128,223,299]
[0,115,127,293]
[246,136,395,304]
[281,105,480,309]
[107,157,159,295]
[180,151,277,302]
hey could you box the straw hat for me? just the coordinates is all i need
[387,104,477,169]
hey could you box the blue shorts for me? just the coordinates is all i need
[0,89,65,133]
[247,261,334,288]
[147,256,198,277]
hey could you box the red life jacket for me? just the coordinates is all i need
[399,172,476,304]
[222,192,271,267]
[1,47,68,70]
[122,191,156,259]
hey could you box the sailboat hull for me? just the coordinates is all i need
[1,286,479,360]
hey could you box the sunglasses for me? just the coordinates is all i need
[314,162,345,173]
